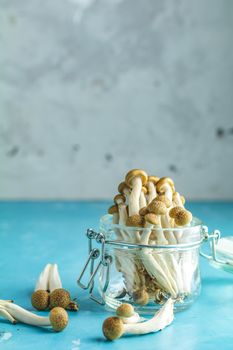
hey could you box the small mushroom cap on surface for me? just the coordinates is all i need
[147,200,167,215]
[126,214,144,227]
[49,307,68,332]
[116,303,134,317]
[169,206,183,218]
[102,317,124,340]
[108,205,118,215]
[31,290,50,311]
[132,289,149,306]
[49,288,71,309]
[118,181,130,194]
[144,213,160,226]
[175,210,192,226]
[155,195,172,208]
[156,177,175,193]
[148,176,160,184]
[125,169,148,188]
[114,194,126,204]
[139,206,149,216]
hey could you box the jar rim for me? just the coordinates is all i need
[100,214,203,232]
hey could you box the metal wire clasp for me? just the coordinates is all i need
[200,226,223,263]
[77,229,112,305]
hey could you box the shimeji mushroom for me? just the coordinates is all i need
[118,182,130,204]
[125,169,148,216]
[156,178,177,245]
[114,194,130,241]
[0,301,68,332]
[169,207,193,294]
[31,264,52,310]
[146,176,159,204]
[102,298,174,340]
[132,289,149,306]
[48,265,78,311]
[116,303,141,324]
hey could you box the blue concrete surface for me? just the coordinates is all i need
[0,201,233,349]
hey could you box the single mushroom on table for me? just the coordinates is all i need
[125,169,148,216]
[102,298,174,340]
[0,300,68,332]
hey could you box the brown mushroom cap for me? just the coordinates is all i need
[125,169,148,188]
[31,290,50,311]
[126,214,144,227]
[118,181,130,194]
[116,303,134,317]
[155,195,172,208]
[148,176,160,184]
[108,205,118,215]
[102,317,124,340]
[169,206,183,218]
[114,194,126,204]
[175,210,192,226]
[147,200,167,215]
[49,307,68,332]
[156,177,175,194]
[139,206,149,216]
[132,289,149,306]
[49,288,71,309]
[144,213,160,226]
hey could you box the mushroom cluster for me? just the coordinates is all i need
[107,169,195,304]
[0,264,78,332]
[31,264,79,311]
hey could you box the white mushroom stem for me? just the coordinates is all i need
[128,177,142,216]
[123,298,174,335]
[161,215,177,245]
[119,312,142,324]
[147,182,157,204]
[123,187,130,205]
[139,191,147,209]
[48,264,62,293]
[0,306,17,324]
[148,219,178,296]
[140,224,176,297]
[0,301,50,326]
[35,263,52,291]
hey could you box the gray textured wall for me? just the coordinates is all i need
[0,0,233,200]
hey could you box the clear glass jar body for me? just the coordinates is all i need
[98,215,202,313]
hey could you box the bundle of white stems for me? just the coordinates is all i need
[107,169,195,305]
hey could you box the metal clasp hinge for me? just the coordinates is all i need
[200,226,224,264]
[77,229,112,305]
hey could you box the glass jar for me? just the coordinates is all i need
[78,214,220,313]
[98,214,202,312]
